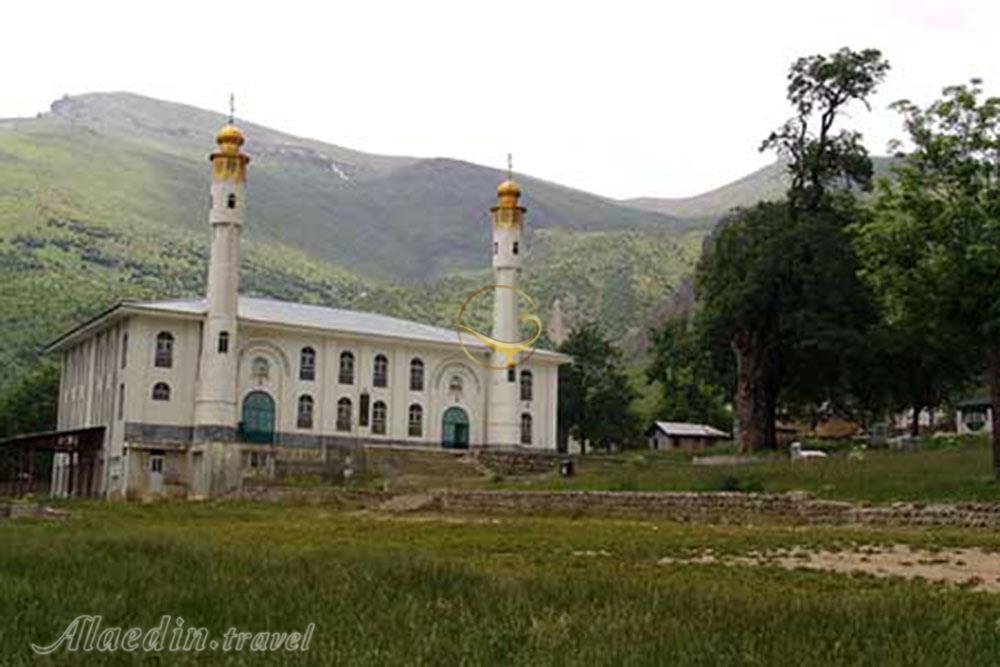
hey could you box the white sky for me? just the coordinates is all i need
[3,0,997,199]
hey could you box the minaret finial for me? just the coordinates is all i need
[507,153,513,181]
[228,93,235,125]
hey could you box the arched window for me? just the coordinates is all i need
[373,354,389,388]
[227,193,236,209]
[507,367,516,382]
[372,400,387,435]
[513,241,519,255]
[297,395,314,429]
[339,351,354,385]
[409,358,424,391]
[520,370,533,402]
[300,347,316,381]
[520,413,533,445]
[155,332,174,368]
[218,331,229,354]
[408,404,423,437]
[152,382,171,402]
[336,397,352,432]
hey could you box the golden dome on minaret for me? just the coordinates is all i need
[216,124,245,149]
[496,179,522,210]
[497,179,520,197]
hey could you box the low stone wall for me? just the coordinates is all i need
[431,491,1000,529]
[242,486,392,507]
[237,487,1000,530]
[473,449,566,476]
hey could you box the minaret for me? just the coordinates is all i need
[486,169,525,447]
[194,112,249,442]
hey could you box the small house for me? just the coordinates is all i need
[647,421,730,452]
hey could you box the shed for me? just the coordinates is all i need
[647,421,731,452]
[956,396,992,435]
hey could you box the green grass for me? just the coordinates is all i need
[4,502,1000,665]
[497,437,1000,504]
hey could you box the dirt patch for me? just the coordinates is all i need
[660,544,1000,593]
[377,493,438,513]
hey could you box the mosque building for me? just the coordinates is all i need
[46,119,569,498]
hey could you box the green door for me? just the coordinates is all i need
[241,391,275,444]
[442,407,470,450]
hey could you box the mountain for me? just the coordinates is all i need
[623,161,790,220]
[7,93,686,282]
[0,93,703,393]
[623,157,895,219]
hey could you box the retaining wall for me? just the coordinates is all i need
[240,488,1000,530]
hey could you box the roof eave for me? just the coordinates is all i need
[44,300,206,353]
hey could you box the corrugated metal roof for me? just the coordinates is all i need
[651,421,730,439]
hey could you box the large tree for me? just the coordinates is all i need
[558,322,641,453]
[856,80,1000,472]
[695,48,889,451]
[762,48,890,211]
[0,361,59,439]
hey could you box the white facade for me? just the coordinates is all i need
[47,123,568,499]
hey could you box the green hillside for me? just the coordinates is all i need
[0,93,702,394]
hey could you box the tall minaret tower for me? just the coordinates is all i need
[486,171,526,447]
[194,112,249,442]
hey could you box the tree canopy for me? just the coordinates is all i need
[855,79,1000,472]
[558,322,641,453]
[691,47,889,451]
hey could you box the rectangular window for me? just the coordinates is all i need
[359,393,370,427]
[507,367,516,382]
[121,333,128,369]
[218,331,229,354]
[118,383,125,420]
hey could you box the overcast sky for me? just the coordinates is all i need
[3,0,998,199]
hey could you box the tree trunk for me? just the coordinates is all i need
[910,404,922,438]
[732,334,777,451]
[987,347,1000,480]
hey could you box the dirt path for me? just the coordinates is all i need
[659,544,1000,593]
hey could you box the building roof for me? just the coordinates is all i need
[649,421,730,439]
[46,296,571,363]
[956,395,991,409]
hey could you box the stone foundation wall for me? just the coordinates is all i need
[430,491,1000,529]
[237,487,1000,530]
[473,449,565,476]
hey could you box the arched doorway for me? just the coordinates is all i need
[241,391,275,444]
[441,407,470,450]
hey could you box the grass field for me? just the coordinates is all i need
[4,502,1000,665]
[496,436,1000,504]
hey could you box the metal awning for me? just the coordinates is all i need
[0,426,105,452]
